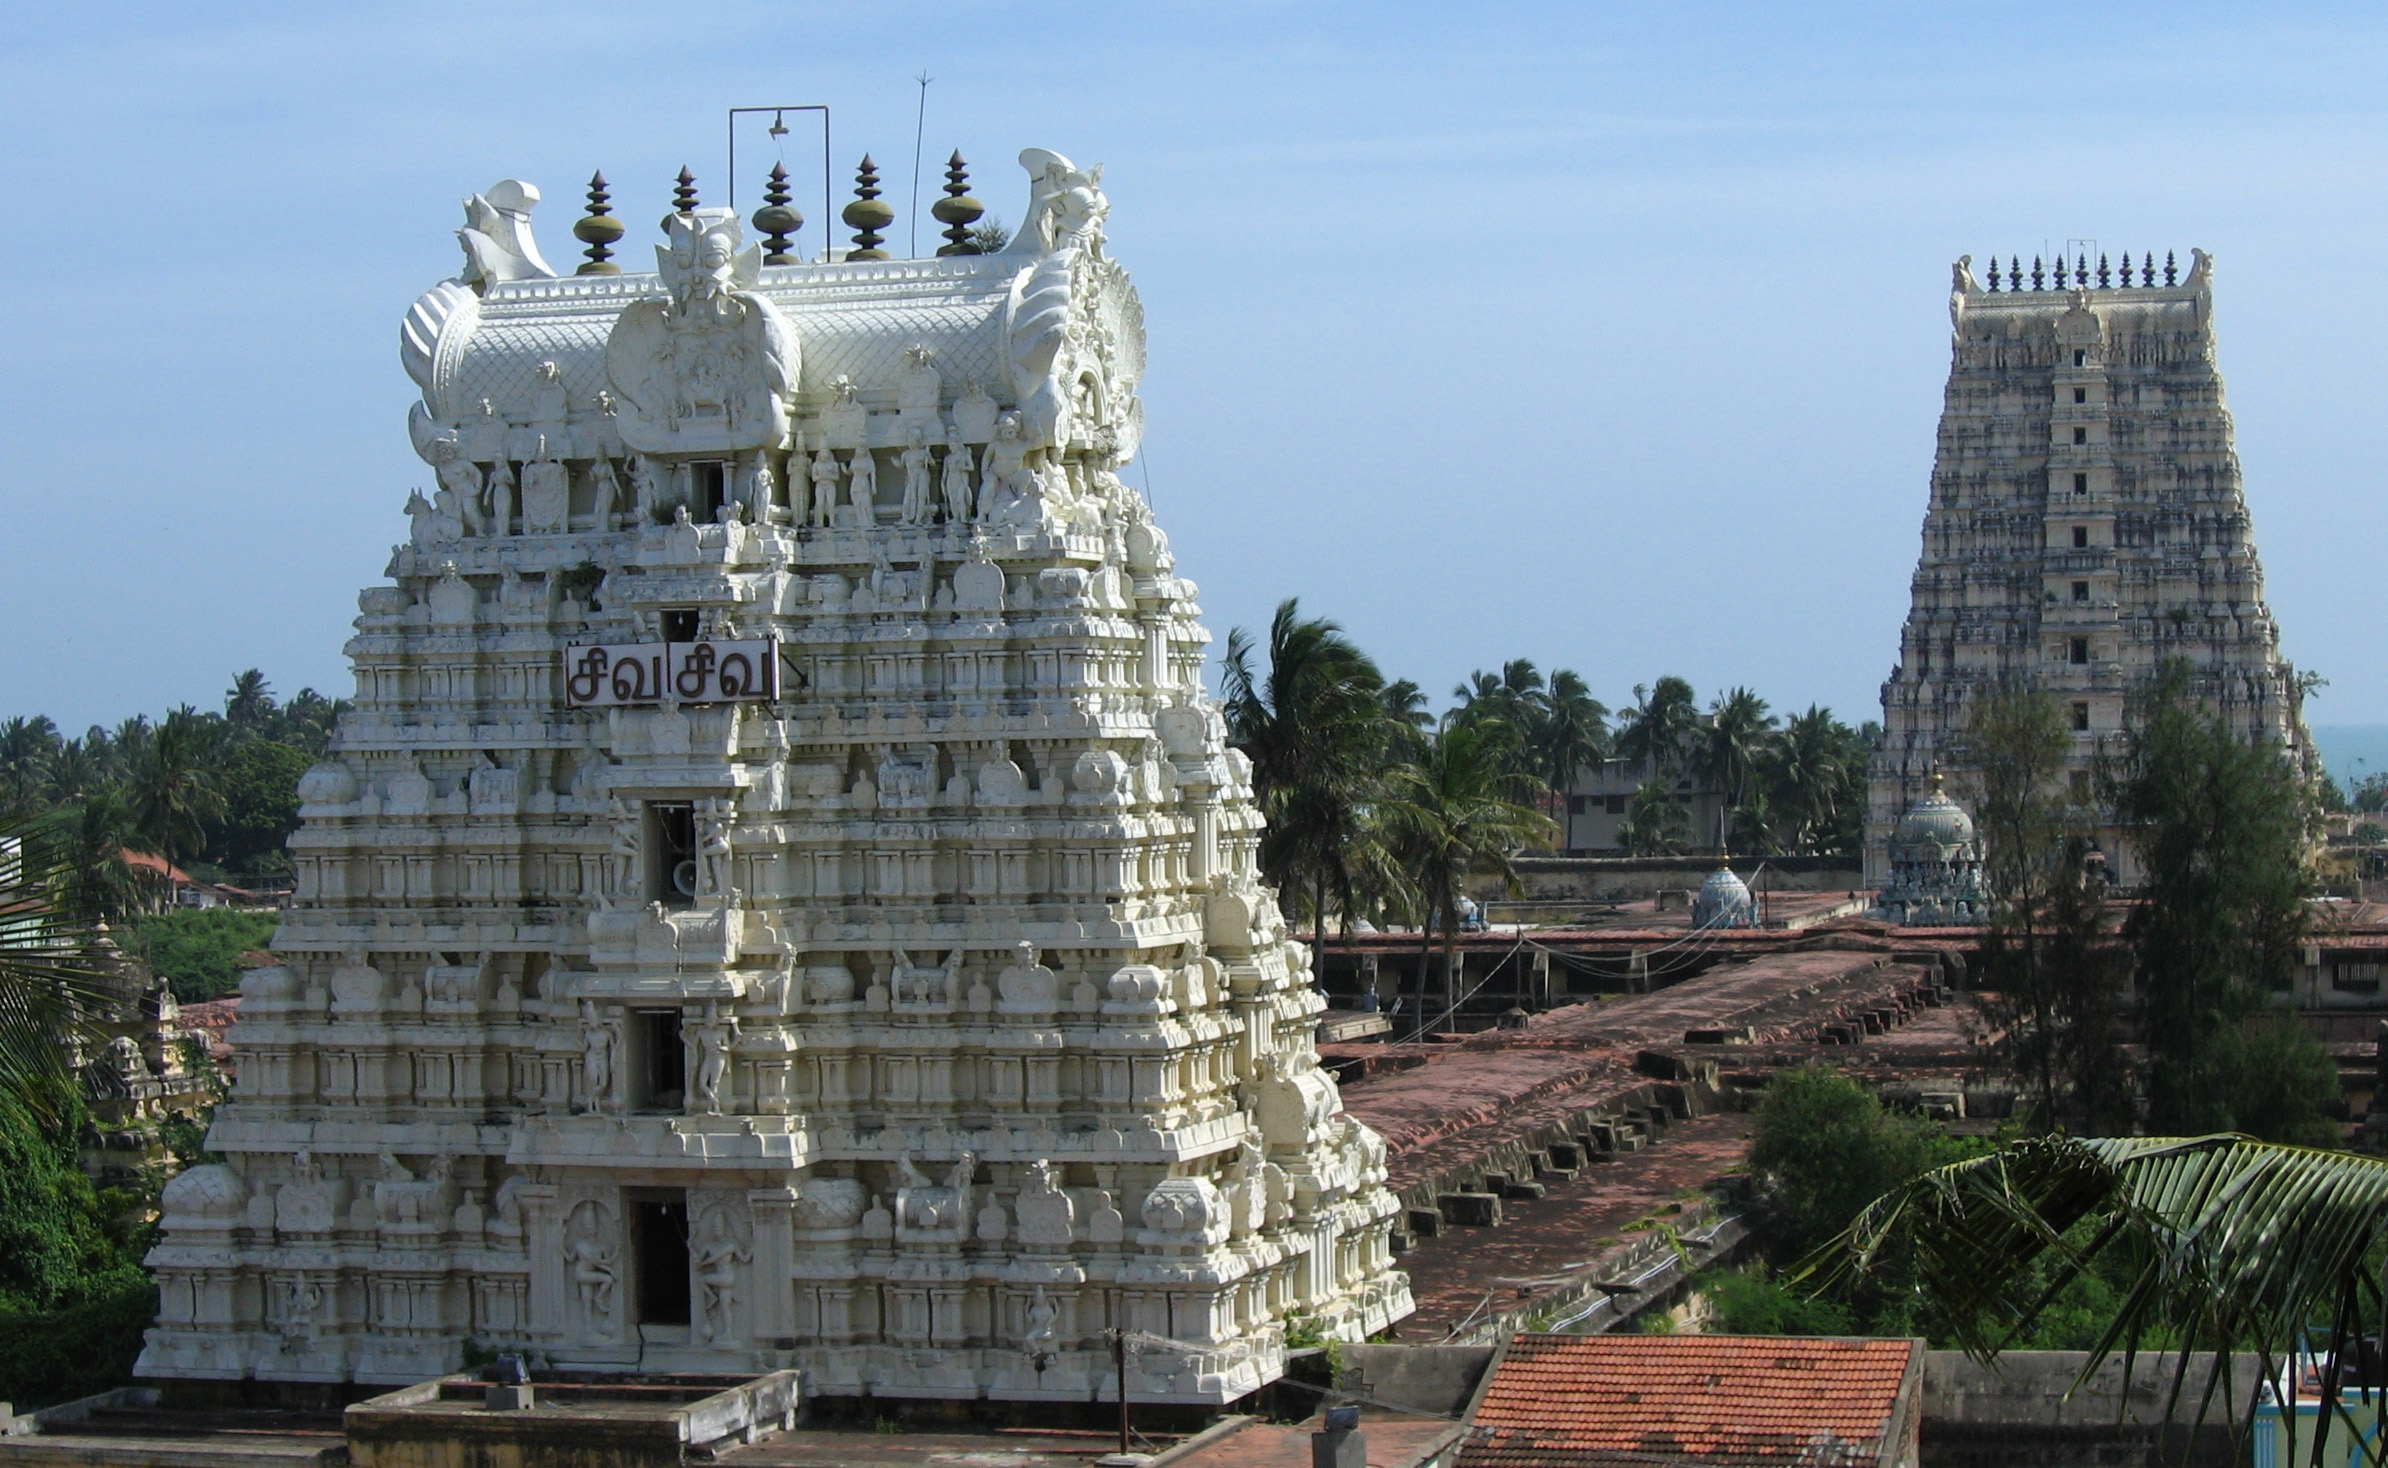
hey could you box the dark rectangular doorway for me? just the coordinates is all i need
[632,1197,690,1326]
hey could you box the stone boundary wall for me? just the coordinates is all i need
[1921,1351,2260,1468]
[1493,856,1866,906]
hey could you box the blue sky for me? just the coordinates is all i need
[2,3,2383,734]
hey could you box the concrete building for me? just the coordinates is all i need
[1557,760,1726,855]
[1867,251,2310,887]
[137,147,1409,1399]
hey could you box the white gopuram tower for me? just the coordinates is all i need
[1866,250,2310,888]
[138,149,1411,1399]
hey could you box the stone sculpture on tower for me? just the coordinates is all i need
[138,147,1412,1400]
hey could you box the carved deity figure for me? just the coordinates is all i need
[686,1000,737,1115]
[604,798,638,906]
[566,1224,617,1323]
[577,999,614,1112]
[630,454,662,523]
[521,438,569,534]
[846,447,878,520]
[405,489,460,547]
[894,1151,976,1231]
[744,449,777,523]
[1024,1286,1059,1357]
[899,427,934,525]
[940,428,976,525]
[432,438,487,537]
[693,1220,749,1341]
[695,798,734,898]
[486,456,517,537]
[807,444,840,528]
[1014,1159,1076,1246]
[1022,149,1109,254]
[284,1276,322,1340]
[981,413,1028,517]
[998,941,1059,1011]
[589,454,622,530]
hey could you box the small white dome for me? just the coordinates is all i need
[297,761,359,807]
[1693,862,1754,929]
[1892,774,1976,852]
[160,1162,246,1220]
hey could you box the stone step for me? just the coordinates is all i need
[1437,1191,1503,1228]
[0,1434,342,1467]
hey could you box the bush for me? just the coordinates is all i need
[0,1095,137,1311]
[129,908,278,1002]
[1746,1067,1951,1261]
[0,1275,158,1409]
[2219,1014,2343,1147]
[1702,1266,1854,1336]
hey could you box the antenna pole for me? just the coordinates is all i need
[910,72,933,258]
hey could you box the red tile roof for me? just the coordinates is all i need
[1463,1335,1919,1468]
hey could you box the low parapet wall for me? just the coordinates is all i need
[1921,1352,2259,1468]
[1498,856,1866,905]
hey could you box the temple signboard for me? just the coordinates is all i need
[562,639,781,707]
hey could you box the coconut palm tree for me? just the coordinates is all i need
[37,738,107,809]
[225,668,276,728]
[1221,599,1387,948]
[1536,669,1609,829]
[1380,680,1433,762]
[1617,776,1693,856]
[126,707,225,871]
[1800,1133,2388,1449]
[0,717,60,818]
[54,793,149,919]
[1693,687,1776,849]
[1614,677,1701,778]
[107,715,152,787]
[1380,720,1554,1023]
[1770,705,1852,853]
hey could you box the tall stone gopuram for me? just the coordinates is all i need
[138,148,1411,1399]
[1867,251,2310,887]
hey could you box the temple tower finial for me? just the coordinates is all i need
[843,155,893,260]
[933,151,985,256]
[572,172,622,276]
[753,162,804,265]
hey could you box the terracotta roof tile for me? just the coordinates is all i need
[1462,1335,1917,1468]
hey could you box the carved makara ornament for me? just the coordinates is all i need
[604,208,798,455]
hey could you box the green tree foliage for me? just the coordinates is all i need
[1379,719,1553,1020]
[0,670,346,907]
[1731,1069,2135,1348]
[1693,687,1776,849]
[1804,1134,2388,1429]
[212,739,313,877]
[131,908,281,1003]
[2108,661,2329,1139]
[1960,688,2132,1134]
[1535,670,1609,815]
[1702,1266,1856,1336]
[0,1093,139,1310]
[0,1091,152,1408]
[0,813,120,1101]
[1615,677,1701,776]
[1748,1066,1941,1262]
[1619,777,1692,856]
[1222,600,1387,945]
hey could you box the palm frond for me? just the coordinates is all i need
[1798,1134,2388,1464]
[0,811,121,1106]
